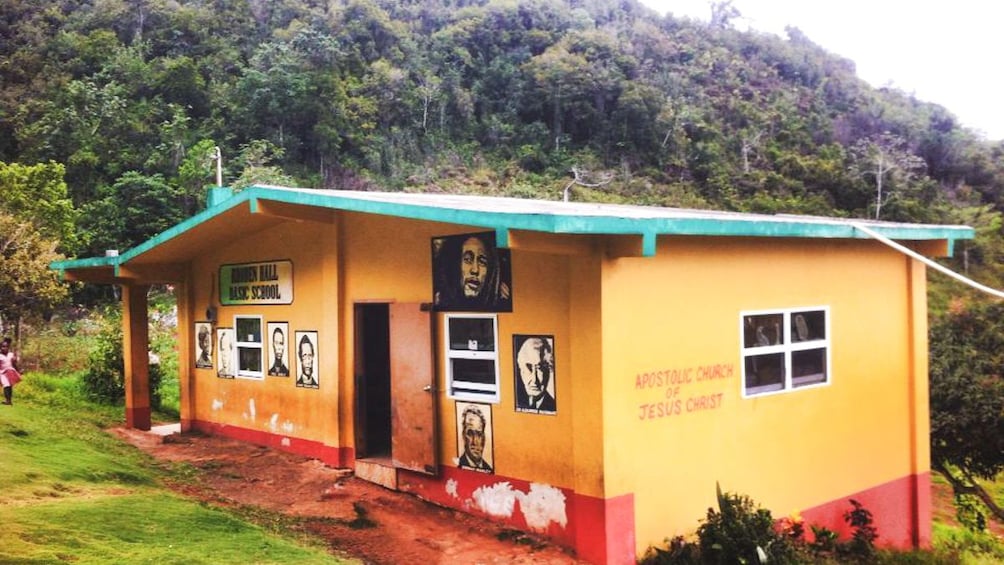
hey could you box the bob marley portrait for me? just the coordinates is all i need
[432,231,512,312]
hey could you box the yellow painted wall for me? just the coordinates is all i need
[337,213,585,488]
[176,210,929,556]
[178,210,593,493]
[598,236,926,552]
[184,220,341,445]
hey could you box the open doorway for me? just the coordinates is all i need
[353,303,391,460]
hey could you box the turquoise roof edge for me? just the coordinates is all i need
[50,185,975,271]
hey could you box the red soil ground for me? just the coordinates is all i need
[111,427,589,565]
[112,426,1003,564]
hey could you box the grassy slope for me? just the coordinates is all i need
[0,373,351,564]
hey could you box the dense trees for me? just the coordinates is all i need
[0,211,69,339]
[929,300,1004,521]
[0,162,75,336]
[0,4,1003,261]
[2,2,1002,274]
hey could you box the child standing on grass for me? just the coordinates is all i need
[0,336,21,405]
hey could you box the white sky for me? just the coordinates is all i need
[638,0,1003,140]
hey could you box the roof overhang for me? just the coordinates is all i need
[51,185,975,284]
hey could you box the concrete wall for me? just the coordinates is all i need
[175,211,932,563]
[598,236,930,556]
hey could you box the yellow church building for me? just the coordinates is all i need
[53,186,972,564]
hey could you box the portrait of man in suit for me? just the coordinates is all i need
[514,335,556,414]
[295,330,319,389]
[456,402,493,473]
[267,322,289,377]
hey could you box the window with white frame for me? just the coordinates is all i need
[234,315,264,379]
[741,307,829,396]
[445,314,500,402]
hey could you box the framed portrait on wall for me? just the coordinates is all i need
[513,335,556,414]
[294,330,319,389]
[455,401,494,473]
[266,322,290,377]
[195,322,213,369]
[432,231,512,312]
[216,327,235,379]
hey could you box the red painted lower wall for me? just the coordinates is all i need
[189,419,353,467]
[801,472,931,549]
[180,422,928,563]
[398,467,635,565]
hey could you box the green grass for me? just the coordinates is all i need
[0,372,354,565]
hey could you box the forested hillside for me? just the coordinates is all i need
[4,0,1004,288]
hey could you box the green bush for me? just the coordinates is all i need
[640,486,887,564]
[83,307,162,408]
[696,484,803,564]
[641,484,804,564]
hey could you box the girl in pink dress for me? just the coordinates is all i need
[0,337,21,405]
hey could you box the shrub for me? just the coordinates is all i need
[641,484,804,564]
[696,483,803,564]
[640,487,886,564]
[954,493,987,533]
[839,499,878,562]
[83,307,162,408]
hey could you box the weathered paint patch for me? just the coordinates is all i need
[469,480,568,532]
[473,482,518,518]
[248,398,256,420]
[281,420,294,433]
[281,437,291,447]
[445,478,459,499]
[521,483,568,530]
[211,399,224,411]
[269,413,279,431]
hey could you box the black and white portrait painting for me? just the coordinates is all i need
[267,322,290,377]
[456,401,494,473]
[294,330,319,389]
[195,322,213,369]
[216,327,235,379]
[513,335,556,414]
[432,231,512,312]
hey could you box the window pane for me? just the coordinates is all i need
[792,348,827,386]
[745,353,784,391]
[743,314,783,348]
[448,318,495,351]
[238,347,262,372]
[791,310,825,342]
[451,358,496,386]
[236,318,262,343]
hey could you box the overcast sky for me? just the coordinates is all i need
[638,0,1003,140]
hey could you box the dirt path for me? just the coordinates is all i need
[111,427,589,565]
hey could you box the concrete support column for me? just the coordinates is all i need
[175,277,194,432]
[122,284,151,430]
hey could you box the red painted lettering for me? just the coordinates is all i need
[686,393,724,412]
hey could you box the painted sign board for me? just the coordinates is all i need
[220,260,293,305]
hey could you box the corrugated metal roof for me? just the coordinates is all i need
[51,184,975,274]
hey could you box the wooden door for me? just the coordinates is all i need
[389,303,438,475]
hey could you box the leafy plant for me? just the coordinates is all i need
[694,483,802,564]
[953,493,987,533]
[83,306,162,408]
[808,525,839,557]
[929,299,1004,521]
[840,499,878,561]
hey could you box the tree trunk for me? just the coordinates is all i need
[935,462,1004,522]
